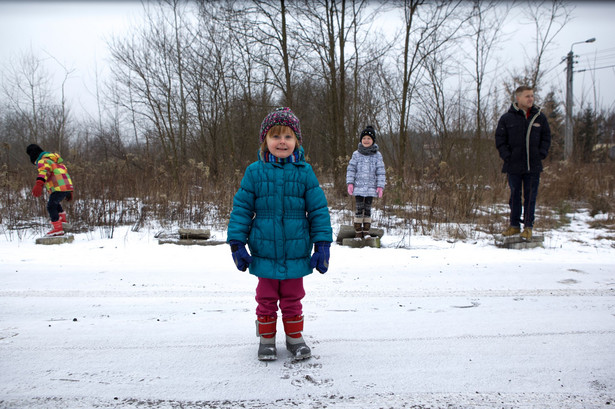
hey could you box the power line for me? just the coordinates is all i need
[576,48,615,58]
[541,58,567,78]
[579,53,615,61]
[577,47,615,55]
[576,64,615,73]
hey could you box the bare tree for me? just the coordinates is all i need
[289,0,383,190]
[525,0,572,90]
[213,0,301,109]
[504,0,571,95]
[417,46,457,163]
[464,0,510,140]
[392,0,465,170]
[190,2,244,175]
[1,51,53,145]
[1,49,74,155]
[45,53,76,154]
[291,0,350,172]
[251,0,296,107]
[347,1,391,146]
[108,0,194,181]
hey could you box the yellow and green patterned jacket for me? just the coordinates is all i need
[35,152,74,193]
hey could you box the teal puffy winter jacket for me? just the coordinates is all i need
[227,147,333,280]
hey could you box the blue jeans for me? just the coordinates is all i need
[47,191,71,222]
[508,173,540,228]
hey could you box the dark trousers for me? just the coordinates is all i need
[507,173,540,228]
[47,191,71,222]
[355,196,374,219]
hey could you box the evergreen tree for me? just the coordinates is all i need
[574,107,598,163]
[541,90,563,162]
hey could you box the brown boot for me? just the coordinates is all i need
[502,226,520,237]
[363,219,372,238]
[354,221,363,239]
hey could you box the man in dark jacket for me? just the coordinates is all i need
[495,86,551,240]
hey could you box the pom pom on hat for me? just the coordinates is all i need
[360,125,376,142]
[259,107,302,144]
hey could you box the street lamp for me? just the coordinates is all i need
[564,37,596,160]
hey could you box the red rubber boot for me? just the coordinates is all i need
[46,221,64,237]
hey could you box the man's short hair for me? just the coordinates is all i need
[515,85,533,94]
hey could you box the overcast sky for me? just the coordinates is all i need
[500,0,615,112]
[0,1,614,120]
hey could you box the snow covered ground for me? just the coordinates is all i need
[0,210,614,409]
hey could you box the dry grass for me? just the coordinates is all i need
[326,157,615,239]
[2,155,614,240]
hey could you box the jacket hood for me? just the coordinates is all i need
[41,152,63,164]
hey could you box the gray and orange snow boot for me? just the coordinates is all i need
[283,315,311,361]
[256,315,277,361]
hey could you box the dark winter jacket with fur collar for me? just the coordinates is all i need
[495,103,551,174]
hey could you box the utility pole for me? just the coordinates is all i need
[564,37,596,161]
[564,50,574,160]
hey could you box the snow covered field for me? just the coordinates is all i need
[1,210,614,409]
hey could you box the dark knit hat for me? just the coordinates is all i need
[26,144,44,164]
[360,125,376,142]
[259,107,302,144]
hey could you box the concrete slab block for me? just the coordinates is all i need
[337,225,384,243]
[495,234,544,249]
[35,235,74,245]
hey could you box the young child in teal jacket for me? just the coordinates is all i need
[227,107,333,361]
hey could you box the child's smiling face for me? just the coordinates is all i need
[266,126,297,158]
[361,135,373,147]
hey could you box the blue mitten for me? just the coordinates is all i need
[309,242,330,274]
[229,240,253,272]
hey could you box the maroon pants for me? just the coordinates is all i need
[255,277,305,319]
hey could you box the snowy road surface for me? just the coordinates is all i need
[0,220,614,408]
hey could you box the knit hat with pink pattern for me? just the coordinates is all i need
[259,107,302,144]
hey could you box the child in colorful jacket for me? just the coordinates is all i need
[26,144,74,236]
[227,107,333,361]
[346,126,386,238]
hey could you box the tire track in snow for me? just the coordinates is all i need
[0,288,613,298]
[314,329,615,344]
[2,330,613,352]
[1,391,613,409]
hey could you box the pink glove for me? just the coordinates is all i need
[377,187,383,198]
[347,184,354,195]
